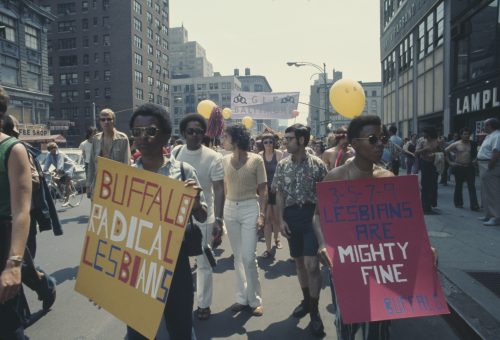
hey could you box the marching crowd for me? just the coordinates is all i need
[1,81,499,339]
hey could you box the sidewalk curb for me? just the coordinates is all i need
[439,269,500,340]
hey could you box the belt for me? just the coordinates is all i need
[287,202,315,209]
[477,159,491,161]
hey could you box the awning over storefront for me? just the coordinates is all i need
[19,134,66,143]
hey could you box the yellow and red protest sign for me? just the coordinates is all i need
[75,157,196,339]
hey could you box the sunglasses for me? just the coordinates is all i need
[353,135,388,145]
[185,127,204,135]
[335,133,347,139]
[263,140,274,145]
[100,117,113,122]
[131,126,160,138]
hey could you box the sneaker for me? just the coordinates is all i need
[309,313,325,337]
[62,200,70,207]
[230,302,248,312]
[478,216,490,221]
[251,305,264,317]
[292,300,309,318]
[484,218,499,226]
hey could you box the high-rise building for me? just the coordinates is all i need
[170,74,241,135]
[0,1,55,128]
[307,70,341,137]
[169,26,213,79]
[39,0,170,145]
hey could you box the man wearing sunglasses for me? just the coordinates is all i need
[86,108,131,197]
[172,113,225,321]
[317,115,393,340]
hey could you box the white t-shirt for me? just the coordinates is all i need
[478,130,500,160]
[79,140,93,163]
[172,145,224,223]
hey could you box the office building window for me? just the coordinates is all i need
[82,18,89,30]
[104,52,110,64]
[147,60,153,71]
[93,35,98,44]
[149,93,154,102]
[436,2,444,47]
[58,20,76,33]
[84,107,91,117]
[0,55,18,85]
[147,0,152,7]
[59,55,78,66]
[103,16,110,27]
[148,76,153,86]
[103,35,110,46]
[58,38,76,50]
[93,17,98,26]
[156,50,161,59]
[134,52,142,65]
[148,44,153,55]
[57,3,76,15]
[134,17,142,32]
[155,3,160,13]
[134,70,143,83]
[82,37,89,48]
[136,88,144,100]
[60,73,78,85]
[61,90,79,102]
[95,88,100,97]
[82,1,89,11]
[134,0,142,14]
[94,52,99,63]
[426,12,435,54]
[147,28,153,40]
[155,18,160,29]
[162,39,168,50]
[0,14,16,42]
[94,71,99,80]
[84,89,91,100]
[103,0,110,10]
[157,95,163,105]
[84,72,90,83]
[155,33,161,45]
[92,0,97,8]
[134,35,142,49]
[104,70,111,81]
[24,26,39,50]
[83,54,89,65]
[147,12,152,23]
[105,88,111,98]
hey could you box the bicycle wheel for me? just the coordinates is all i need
[68,181,83,207]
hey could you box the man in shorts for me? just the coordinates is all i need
[272,124,328,337]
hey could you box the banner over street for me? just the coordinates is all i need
[231,91,300,119]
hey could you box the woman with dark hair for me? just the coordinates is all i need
[126,103,207,340]
[415,126,441,214]
[258,132,283,258]
[222,124,267,316]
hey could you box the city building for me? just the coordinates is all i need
[235,67,276,133]
[0,0,55,133]
[170,74,241,135]
[39,0,170,145]
[169,26,213,78]
[362,82,383,117]
[307,70,341,137]
[449,0,500,139]
[380,0,447,138]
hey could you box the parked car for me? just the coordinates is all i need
[36,148,86,188]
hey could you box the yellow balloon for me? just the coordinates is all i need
[197,100,216,119]
[329,78,366,119]
[242,116,253,129]
[222,108,232,120]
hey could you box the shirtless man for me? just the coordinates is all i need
[445,127,479,210]
[314,115,392,339]
[322,127,355,171]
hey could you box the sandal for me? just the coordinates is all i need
[260,250,272,259]
[275,240,283,249]
[197,307,211,320]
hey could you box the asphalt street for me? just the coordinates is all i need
[24,196,462,340]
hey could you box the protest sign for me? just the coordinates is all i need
[317,175,449,323]
[75,157,196,338]
[231,91,299,119]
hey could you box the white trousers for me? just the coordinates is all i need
[195,220,213,309]
[224,199,262,308]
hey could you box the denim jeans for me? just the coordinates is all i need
[224,199,262,308]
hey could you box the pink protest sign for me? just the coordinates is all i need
[317,175,449,323]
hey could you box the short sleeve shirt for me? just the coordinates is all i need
[272,153,327,207]
[478,130,500,160]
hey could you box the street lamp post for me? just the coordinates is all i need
[287,61,330,136]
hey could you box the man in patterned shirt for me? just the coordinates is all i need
[272,123,329,337]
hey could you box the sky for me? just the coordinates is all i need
[170,0,381,124]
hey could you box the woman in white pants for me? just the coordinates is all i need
[222,124,267,316]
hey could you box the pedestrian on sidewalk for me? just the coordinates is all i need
[258,132,283,259]
[477,117,500,226]
[126,104,207,340]
[387,125,403,175]
[79,127,96,180]
[272,124,329,337]
[222,124,267,317]
[403,134,418,174]
[86,108,131,197]
[173,113,225,321]
[0,86,32,340]
[445,127,479,211]
[415,126,441,214]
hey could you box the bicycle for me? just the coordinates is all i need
[44,171,84,208]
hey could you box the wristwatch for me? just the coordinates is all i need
[7,255,23,267]
[215,217,224,224]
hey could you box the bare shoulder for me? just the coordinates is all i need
[323,164,349,182]
[374,167,394,178]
